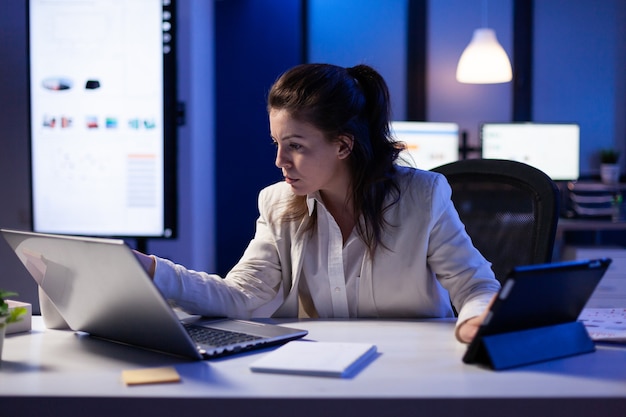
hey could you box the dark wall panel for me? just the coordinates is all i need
[215,0,303,275]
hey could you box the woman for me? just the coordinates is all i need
[136,63,500,343]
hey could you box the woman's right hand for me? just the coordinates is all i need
[133,250,156,279]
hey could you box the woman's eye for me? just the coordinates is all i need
[271,139,303,151]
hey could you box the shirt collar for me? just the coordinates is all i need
[306,192,323,216]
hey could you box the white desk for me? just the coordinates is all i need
[2,317,626,417]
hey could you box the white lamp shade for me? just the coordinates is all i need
[456,28,512,84]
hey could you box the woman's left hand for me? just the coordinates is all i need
[456,294,496,343]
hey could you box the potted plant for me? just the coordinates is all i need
[1,290,27,360]
[600,149,620,184]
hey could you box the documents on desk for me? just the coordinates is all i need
[579,308,626,343]
[250,340,378,378]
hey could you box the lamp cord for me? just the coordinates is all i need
[482,0,489,28]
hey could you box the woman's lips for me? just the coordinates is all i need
[284,176,299,184]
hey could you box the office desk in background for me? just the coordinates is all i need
[556,217,626,244]
[554,217,626,261]
[556,217,626,308]
[1,317,625,417]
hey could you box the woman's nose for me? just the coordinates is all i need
[275,146,290,169]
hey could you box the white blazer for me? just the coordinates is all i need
[153,167,500,331]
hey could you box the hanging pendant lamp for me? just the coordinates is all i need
[456,28,512,84]
[456,0,512,84]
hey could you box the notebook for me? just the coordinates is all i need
[463,258,612,366]
[1,228,308,360]
[250,340,378,378]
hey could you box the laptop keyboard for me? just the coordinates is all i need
[184,323,263,348]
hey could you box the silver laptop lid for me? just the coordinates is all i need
[2,229,308,359]
[2,229,208,359]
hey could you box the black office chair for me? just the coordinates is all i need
[431,159,560,285]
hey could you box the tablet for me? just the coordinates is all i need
[463,258,611,367]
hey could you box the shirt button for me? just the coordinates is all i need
[334,287,341,292]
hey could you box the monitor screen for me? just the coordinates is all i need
[391,121,460,171]
[28,0,177,238]
[481,123,580,181]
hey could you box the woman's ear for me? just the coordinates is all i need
[337,135,354,160]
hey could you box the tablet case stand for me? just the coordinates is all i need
[475,321,595,370]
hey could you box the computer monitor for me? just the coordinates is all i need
[28,0,178,238]
[391,121,460,171]
[481,123,580,181]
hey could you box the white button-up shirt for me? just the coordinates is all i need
[299,194,366,318]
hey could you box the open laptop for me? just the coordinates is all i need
[463,258,612,368]
[1,229,307,360]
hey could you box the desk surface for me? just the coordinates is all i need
[2,317,626,417]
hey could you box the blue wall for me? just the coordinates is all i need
[213,0,303,274]
[534,0,626,173]
[308,0,408,120]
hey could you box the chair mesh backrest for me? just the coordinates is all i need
[432,159,560,285]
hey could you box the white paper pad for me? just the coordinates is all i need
[250,340,378,378]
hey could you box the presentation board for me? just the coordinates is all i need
[28,0,177,238]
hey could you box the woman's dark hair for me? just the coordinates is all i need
[267,63,405,253]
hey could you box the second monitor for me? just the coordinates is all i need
[481,122,580,181]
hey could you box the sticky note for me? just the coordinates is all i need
[121,367,181,386]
